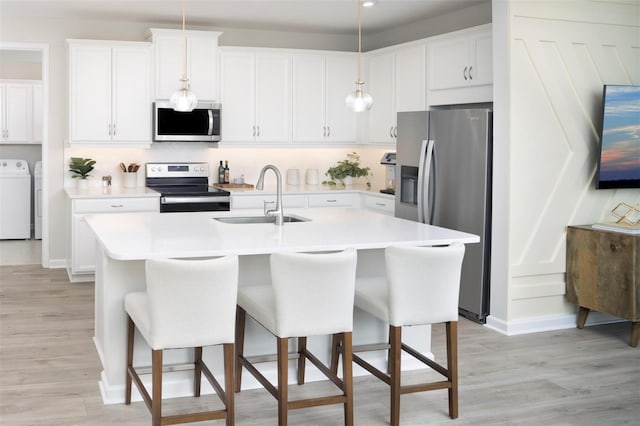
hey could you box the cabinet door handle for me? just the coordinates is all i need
[108,123,111,136]
[394,126,398,138]
[252,126,255,137]
[112,123,116,136]
[468,65,473,80]
[322,126,326,137]
[327,126,330,137]
[256,125,260,137]
[389,126,394,138]
[463,66,468,80]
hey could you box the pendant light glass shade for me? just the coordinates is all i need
[170,0,197,112]
[170,77,198,112]
[346,0,373,112]
[345,81,373,112]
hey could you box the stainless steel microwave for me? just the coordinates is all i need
[153,101,221,142]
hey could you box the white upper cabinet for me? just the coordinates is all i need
[292,53,357,143]
[427,24,492,105]
[149,29,221,101]
[0,81,34,143]
[32,83,43,142]
[220,48,291,143]
[366,43,426,144]
[68,40,151,145]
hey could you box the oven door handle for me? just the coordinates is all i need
[161,196,230,204]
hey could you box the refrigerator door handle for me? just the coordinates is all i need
[417,139,434,223]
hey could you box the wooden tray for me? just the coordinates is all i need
[212,183,254,189]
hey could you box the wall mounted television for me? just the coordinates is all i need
[595,84,640,189]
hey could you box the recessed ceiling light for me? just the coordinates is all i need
[362,0,377,7]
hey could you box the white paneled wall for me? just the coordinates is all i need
[491,0,640,333]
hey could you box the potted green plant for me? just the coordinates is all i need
[69,157,95,188]
[323,152,371,188]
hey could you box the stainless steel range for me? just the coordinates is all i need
[145,162,230,213]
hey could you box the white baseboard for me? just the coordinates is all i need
[484,312,625,336]
[47,258,67,269]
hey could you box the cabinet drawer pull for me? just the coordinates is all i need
[110,204,124,208]
[375,202,386,207]
[327,199,337,203]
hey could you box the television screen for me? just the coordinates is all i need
[596,84,640,189]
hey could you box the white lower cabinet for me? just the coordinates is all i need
[361,193,394,216]
[68,197,158,281]
[231,194,306,210]
[307,193,356,208]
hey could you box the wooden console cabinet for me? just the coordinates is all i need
[566,225,639,347]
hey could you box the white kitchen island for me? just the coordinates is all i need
[85,208,479,404]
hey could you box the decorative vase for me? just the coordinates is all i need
[343,176,353,186]
[77,178,89,189]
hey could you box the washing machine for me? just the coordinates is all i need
[0,159,31,239]
[34,161,42,239]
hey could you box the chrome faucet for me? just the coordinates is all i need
[256,165,284,226]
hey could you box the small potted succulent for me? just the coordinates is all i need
[69,157,96,188]
[323,152,371,188]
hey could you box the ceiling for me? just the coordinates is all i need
[1,0,489,35]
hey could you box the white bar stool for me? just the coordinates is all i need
[124,256,239,426]
[333,242,465,425]
[235,249,357,426]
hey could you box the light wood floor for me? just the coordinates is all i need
[1,264,638,426]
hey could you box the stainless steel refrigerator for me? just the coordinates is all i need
[395,109,492,323]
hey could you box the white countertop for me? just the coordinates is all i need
[65,186,160,199]
[84,208,478,261]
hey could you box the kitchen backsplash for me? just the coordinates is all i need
[63,145,390,191]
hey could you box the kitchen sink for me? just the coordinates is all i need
[214,215,310,224]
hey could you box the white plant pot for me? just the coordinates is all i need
[77,179,89,189]
[343,176,353,186]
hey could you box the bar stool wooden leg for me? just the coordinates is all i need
[151,349,163,426]
[277,337,289,426]
[329,334,342,375]
[235,307,246,392]
[125,316,134,404]
[342,332,354,426]
[446,321,459,419]
[223,343,235,426]
[297,337,307,385]
[389,326,401,426]
[194,346,203,397]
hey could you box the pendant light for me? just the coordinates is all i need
[169,0,197,112]
[345,0,373,112]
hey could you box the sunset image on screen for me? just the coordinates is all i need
[599,85,640,184]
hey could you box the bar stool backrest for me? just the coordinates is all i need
[270,249,357,337]
[386,243,465,327]
[145,256,239,349]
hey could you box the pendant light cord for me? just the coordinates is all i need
[181,0,187,80]
[357,0,362,84]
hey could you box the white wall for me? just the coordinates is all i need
[488,0,640,335]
